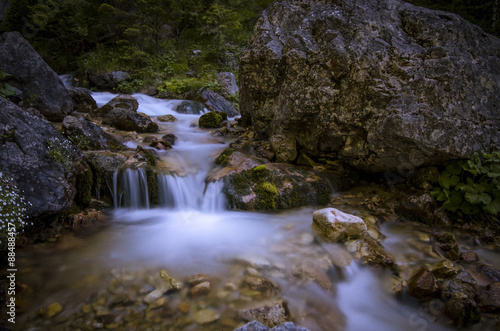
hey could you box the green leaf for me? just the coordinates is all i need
[487,163,500,177]
[446,161,462,175]
[460,202,481,215]
[484,198,500,215]
[442,190,463,212]
[431,188,448,202]
[438,171,460,189]
[465,192,492,205]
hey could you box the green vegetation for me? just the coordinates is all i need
[404,0,499,37]
[254,181,278,209]
[431,152,500,215]
[199,111,225,128]
[0,71,16,98]
[2,0,274,94]
[0,172,32,250]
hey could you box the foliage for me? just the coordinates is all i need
[3,0,275,94]
[431,152,500,215]
[0,71,17,98]
[0,172,32,250]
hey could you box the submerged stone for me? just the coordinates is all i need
[238,300,288,327]
[408,268,439,300]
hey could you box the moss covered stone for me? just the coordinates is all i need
[199,111,224,128]
[255,181,278,209]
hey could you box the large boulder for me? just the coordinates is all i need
[198,89,239,117]
[0,98,84,219]
[62,116,125,151]
[239,0,500,173]
[0,32,75,121]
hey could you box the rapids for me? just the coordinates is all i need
[14,88,460,331]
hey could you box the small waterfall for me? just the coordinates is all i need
[113,168,150,209]
[158,173,226,212]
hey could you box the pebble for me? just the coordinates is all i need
[193,309,220,324]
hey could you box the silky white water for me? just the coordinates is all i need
[16,83,456,330]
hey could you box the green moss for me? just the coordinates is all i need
[254,181,278,210]
[215,148,234,166]
[199,111,223,128]
[253,165,267,172]
[75,164,93,207]
[146,167,159,206]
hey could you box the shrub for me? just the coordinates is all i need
[431,152,500,215]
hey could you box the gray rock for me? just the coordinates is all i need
[478,282,500,313]
[175,100,205,114]
[84,151,127,203]
[0,32,75,121]
[0,98,82,218]
[312,208,367,242]
[234,321,311,331]
[239,0,500,172]
[217,72,239,97]
[270,134,297,163]
[198,89,239,117]
[62,116,125,151]
[92,94,139,118]
[102,108,158,133]
[89,71,130,90]
[408,267,439,300]
[67,87,97,113]
[238,300,288,327]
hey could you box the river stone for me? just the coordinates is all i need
[460,252,479,263]
[312,208,367,242]
[62,116,125,151]
[67,87,97,113]
[102,108,158,133]
[238,300,288,327]
[0,32,75,121]
[242,276,280,297]
[197,89,239,117]
[478,282,500,313]
[157,114,178,122]
[199,111,227,128]
[235,321,311,331]
[408,268,439,300]
[290,260,332,290]
[46,302,63,318]
[189,281,211,298]
[92,94,139,118]
[358,238,394,268]
[433,233,460,261]
[443,298,481,328]
[239,0,500,172]
[83,151,127,203]
[0,98,85,219]
[193,309,220,324]
[89,71,130,90]
[175,100,205,114]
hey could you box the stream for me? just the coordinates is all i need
[12,88,484,330]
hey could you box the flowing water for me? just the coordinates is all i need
[12,85,473,330]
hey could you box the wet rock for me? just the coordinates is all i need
[199,111,227,128]
[242,276,280,297]
[440,269,477,302]
[0,98,86,219]
[92,94,139,118]
[443,298,481,328]
[270,134,297,163]
[149,139,172,150]
[408,268,439,300]
[62,116,125,151]
[291,260,332,290]
[358,239,394,268]
[239,0,500,173]
[392,192,450,226]
[0,32,75,121]
[84,151,127,203]
[185,273,211,287]
[67,87,97,113]
[161,133,177,146]
[460,251,479,263]
[157,114,178,122]
[433,233,460,261]
[89,71,130,90]
[235,321,311,331]
[431,260,460,278]
[478,282,500,313]
[475,264,500,282]
[193,309,220,324]
[144,289,163,303]
[197,89,239,117]
[45,302,63,318]
[234,320,270,331]
[238,300,288,327]
[175,100,205,114]
[102,108,158,133]
[312,208,367,243]
[189,281,211,298]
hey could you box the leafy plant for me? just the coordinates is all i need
[0,71,16,98]
[431,152,500,215]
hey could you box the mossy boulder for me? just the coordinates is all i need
[212,148,337,210]
[199,111,227,128]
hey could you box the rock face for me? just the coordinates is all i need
[216,72,239,97]
[0,98,84,218]
[239,0,500,173]
[312,208,367,242]
[0,32,75,121]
